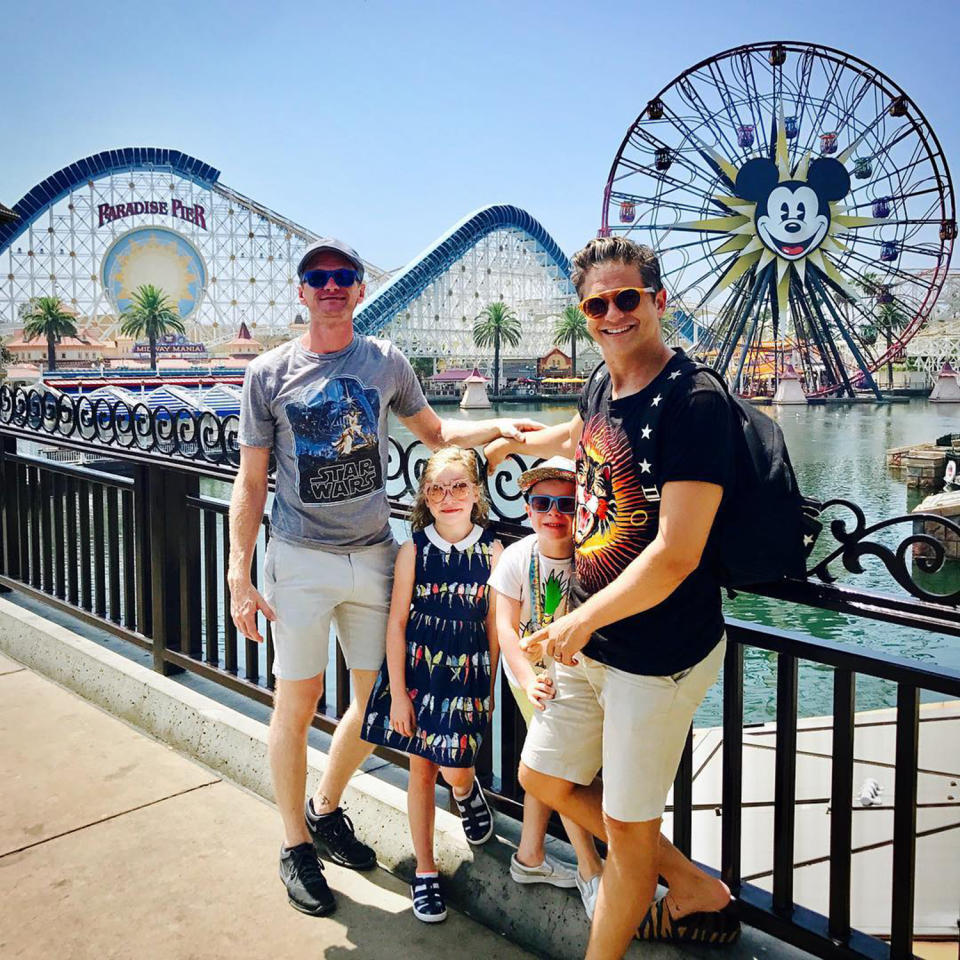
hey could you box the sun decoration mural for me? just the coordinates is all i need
[101,227,207,320]
[602,41,955,397]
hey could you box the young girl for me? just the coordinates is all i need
[361,447,502,923]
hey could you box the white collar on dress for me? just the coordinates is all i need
[424,523,483,553]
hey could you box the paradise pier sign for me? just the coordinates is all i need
[97,198,207,229]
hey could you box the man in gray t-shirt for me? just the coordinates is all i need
[228,236,540,917]
[239,333,425,550]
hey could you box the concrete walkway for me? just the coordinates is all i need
[0,651,533,960]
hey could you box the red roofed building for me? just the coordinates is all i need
[6,326,107,368]
[426,366,489,397]
[537,347,572,377]
[216,322,263,361]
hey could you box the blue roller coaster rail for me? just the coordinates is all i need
[354,204,575,336]
[0,148,221,255]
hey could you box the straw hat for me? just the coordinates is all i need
[518,455,576,493]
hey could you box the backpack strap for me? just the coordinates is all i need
[668,361,771,480]
[579,360,609,411]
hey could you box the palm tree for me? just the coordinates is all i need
[21,296,78,372]
[875,299,908,390]
[473,301,522,396]
[119,285,185,370]
[858,273,908,390]
[0,337,14,381]
[552,305,589,377]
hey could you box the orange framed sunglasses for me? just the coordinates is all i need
[579,286,656,319]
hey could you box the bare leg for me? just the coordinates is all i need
[312,668,378,813]
[516,792,552,867]
[520,765,730,918]
[586,815,661,960]
[659,835,731,916]
[440,765,475,799]
[560,815,603,881]
[520,766,606,837]
[270,674,325,847]
[408,756,440,873]
[516,785,602,880]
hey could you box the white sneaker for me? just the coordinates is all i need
[510,851,578,888]
[576,870,601,920]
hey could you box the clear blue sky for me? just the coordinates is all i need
[3,0,958,271]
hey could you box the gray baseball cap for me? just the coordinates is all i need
[297,237,365,282]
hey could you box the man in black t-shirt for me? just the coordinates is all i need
[485,237,736,957]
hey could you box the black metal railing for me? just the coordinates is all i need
[2,386,959,960]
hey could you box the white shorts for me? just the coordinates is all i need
[263,537,398,680]
[521,638,725,823]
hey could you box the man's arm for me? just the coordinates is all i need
[386,540,416,694]
[482,414,584,473]
[399,404,544,451]
[227,445,276,642]
[525,480,722,665]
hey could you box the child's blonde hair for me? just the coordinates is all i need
[409,447,491,532]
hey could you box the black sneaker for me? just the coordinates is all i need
[279,842,336,917]
[411,874,447,923]
[305,800,377,870]
[453,779,494,845]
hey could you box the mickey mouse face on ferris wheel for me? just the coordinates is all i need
[735,157,851,262]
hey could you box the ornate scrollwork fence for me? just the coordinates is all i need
[2,383,959,960]
[3,383,960,608]
[0,384,241,466]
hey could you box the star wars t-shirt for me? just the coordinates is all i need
[238,336,427,551]
[572,348,734,676]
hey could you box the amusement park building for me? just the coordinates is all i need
[0,149,583,373]
[904,271,960,380]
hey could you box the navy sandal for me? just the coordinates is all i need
[453,779,494,845]
[411,874,447,923]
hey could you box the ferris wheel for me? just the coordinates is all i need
[601,41,956,396]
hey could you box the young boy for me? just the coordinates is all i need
[488,456,604,917]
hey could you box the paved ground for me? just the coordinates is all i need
[0,651,534,960]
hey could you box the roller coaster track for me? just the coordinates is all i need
[353,203,574,336]
[1,154,572,338]
[0,148,330,257]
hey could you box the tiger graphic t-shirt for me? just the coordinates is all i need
[573,348,734,676]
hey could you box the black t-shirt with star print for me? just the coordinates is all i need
[572,348,734,676]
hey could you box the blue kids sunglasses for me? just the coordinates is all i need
[527,494,577,515]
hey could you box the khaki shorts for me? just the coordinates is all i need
[263,537,398,680]
[521,638,725,823]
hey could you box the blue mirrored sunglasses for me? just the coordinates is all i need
[301,268,359,288]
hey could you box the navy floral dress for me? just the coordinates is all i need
[361,524,494,768]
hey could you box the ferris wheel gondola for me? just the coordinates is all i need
[601,41,956,397]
